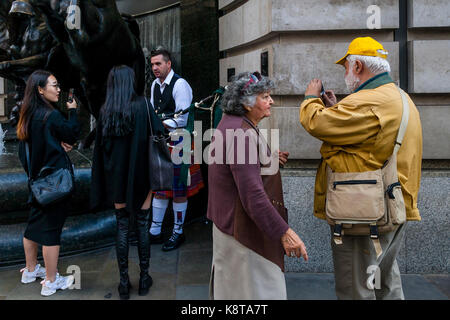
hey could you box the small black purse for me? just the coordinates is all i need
[144,98,173,191]
[26,143,75,206]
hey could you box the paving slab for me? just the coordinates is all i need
[285,273,337,300]
[424,274,450,298]
[0,221,448,300]
[176,285,210,300]
[0,268,21,296]
[402,275,448,300]
[177,249,212,286]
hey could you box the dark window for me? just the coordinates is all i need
[261,52,269,77]
[227,68,235,82]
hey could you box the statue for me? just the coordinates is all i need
[1,0,145,142]
[0,0,62,125]
[0,0,12,61]
[0,0,148,266]
[29,0,145,118]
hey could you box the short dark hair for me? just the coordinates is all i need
[150,49,172,63]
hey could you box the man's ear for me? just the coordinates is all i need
[167,60,172,69]
[354,60,364,75]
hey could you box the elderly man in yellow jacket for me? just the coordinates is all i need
[300,37,422,300]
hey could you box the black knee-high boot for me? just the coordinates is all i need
[136,208,153,296]
[115,208,131,300]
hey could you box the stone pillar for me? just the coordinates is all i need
[180,0,219,102]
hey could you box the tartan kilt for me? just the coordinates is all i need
[154,137,204,199]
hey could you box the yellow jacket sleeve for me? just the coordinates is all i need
[300,97,380,146]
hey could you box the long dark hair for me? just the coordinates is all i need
[100,65,137,137]
[17,70,54,141]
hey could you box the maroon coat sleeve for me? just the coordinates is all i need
[229,131,289,241]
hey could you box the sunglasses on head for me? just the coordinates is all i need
[241,71,262,93]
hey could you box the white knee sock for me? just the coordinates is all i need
[173,201,188,234]
[150,198,169,235]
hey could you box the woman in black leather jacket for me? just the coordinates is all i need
[17,70,80,297]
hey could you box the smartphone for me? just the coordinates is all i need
[68,88,74,103]
[320,84,325,96]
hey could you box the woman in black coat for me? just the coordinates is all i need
[17,70,80,297]
[91,65,164,300]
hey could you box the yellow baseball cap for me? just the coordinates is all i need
[335,37,389,65]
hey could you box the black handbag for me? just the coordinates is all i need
[25,143,75,206]
[144,98,173,191]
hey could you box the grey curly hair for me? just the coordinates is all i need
[221,72,275,116]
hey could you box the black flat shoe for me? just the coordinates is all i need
[149,232,164,244]
[162,232,185,252]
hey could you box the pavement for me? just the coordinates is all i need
[0,220,448,300]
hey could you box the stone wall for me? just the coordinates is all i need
[281,171,450,273]
[136,6,181,74]
[219,0,450,160]
[219,0,450,273]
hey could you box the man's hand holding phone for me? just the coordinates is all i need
[322,90,337,107]
[305,79,337,107]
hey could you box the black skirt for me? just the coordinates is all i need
[23,201,68,246]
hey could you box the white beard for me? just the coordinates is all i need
[345,69,361,92]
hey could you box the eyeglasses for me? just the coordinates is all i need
[241,71,262,93]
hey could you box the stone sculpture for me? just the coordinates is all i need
[1,0,145,127]
[0,1,147,265]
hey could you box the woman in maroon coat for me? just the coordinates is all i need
[207,72,308,300]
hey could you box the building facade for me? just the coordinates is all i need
[219,0,449,273]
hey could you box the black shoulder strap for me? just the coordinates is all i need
[170,73,181,87]
[144,97,154,136]
[153,80,161,97]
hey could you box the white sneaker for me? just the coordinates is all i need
[40,273,74,297]
[20,264,46,284]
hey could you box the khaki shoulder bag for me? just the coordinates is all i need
[325,87,409,259]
